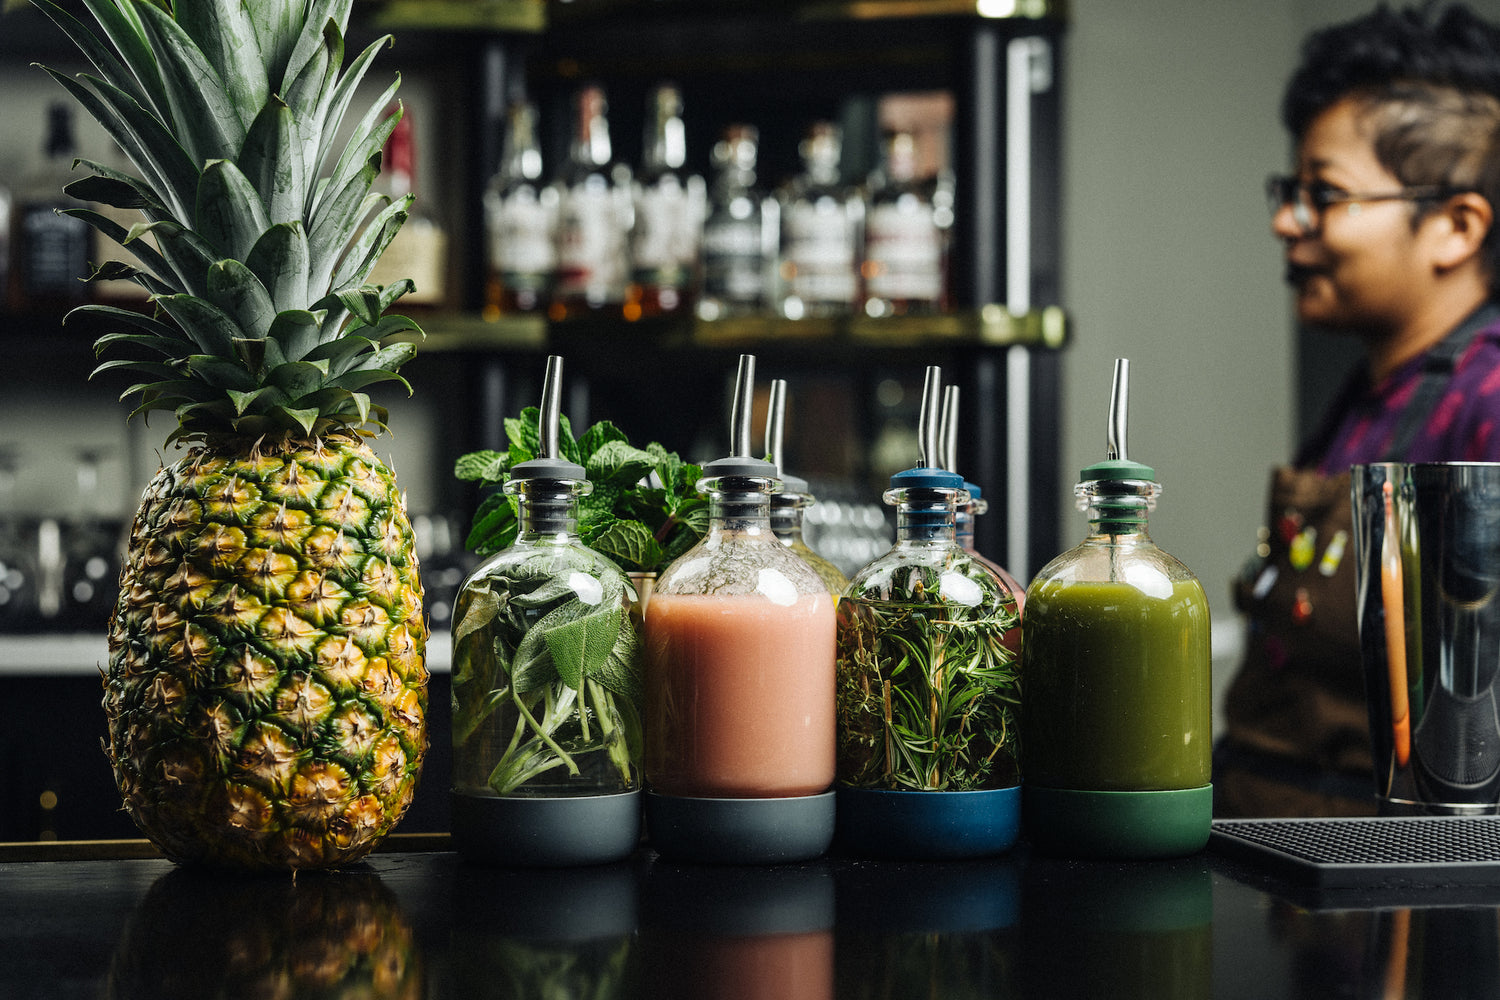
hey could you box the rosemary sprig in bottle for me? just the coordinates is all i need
[836,553,1020,792]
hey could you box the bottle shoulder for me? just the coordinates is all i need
[846,542,1008,609]
[657,528,831,598]
[1028,535,1205,602]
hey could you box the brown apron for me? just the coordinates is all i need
[1218,466,1375,817]
[1216,304,1500,818]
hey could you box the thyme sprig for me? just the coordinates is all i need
[836,558,1020,791]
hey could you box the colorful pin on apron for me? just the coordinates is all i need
[1290,526,1317,572]
[1319,529,1348,577]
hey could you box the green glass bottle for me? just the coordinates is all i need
[1021,359,1212,859]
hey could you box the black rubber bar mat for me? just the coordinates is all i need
[1210,816,1500,888]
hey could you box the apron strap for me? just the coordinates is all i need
[1381,301,1500,460]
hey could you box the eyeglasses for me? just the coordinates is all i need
[1265,174,1464,233]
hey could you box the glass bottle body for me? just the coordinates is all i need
[698,126,775,320]
[777,123,862,319]
[550,86,630,319]
[861,130,945,317]
[771,494,850,596]
[484,102,556,317]
[1021,489,1211,792]
[836,489,1020,792]
[955,497,1027,621]
[451,485,641,798]
[644,485,836,798]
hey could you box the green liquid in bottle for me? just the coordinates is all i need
[1021,576,1211,791]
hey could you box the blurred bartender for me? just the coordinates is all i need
[1216,3,1500,817]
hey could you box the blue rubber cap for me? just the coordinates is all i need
[890,465,965,490]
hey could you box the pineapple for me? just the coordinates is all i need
[35,0,429,869]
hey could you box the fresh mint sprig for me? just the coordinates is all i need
[455,409,708,574]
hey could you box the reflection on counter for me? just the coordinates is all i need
[11,846,1500,999]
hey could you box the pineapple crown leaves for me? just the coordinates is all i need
[32,0,425,444]
[455,410,709,575]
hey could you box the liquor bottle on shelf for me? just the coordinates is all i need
[366,108,449,308]
[777,121,863,320]
[861,129,946,317]
[7,103,91,314]
[0,176,11,304]
[697,124,777,322]
[550,84,631,320]
[626,84,703,320]
[483,101,556,319]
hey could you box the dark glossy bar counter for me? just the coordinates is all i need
[5,833,1497,999]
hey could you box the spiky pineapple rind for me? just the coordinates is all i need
[105,435,427,870]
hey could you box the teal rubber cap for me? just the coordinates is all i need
[1080,458,1155,482]
[1023,784,1212,860]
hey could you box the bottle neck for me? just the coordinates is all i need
[503,106,543,182]
[769,496,807,544]
[890,488,959,545]
[644,92,687,172]
[512,486,582,540]
[571,90,612,169]
[708,490,773,535]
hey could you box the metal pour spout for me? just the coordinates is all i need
[940,384,960,473]
[1107,358,1129,462]
[766,379,788,476]
[918,366,943,468]
[730,354,756,456]
[540,354,564,460]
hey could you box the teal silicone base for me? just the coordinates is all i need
[835,785,1022,860]
[1023,784,1212,860]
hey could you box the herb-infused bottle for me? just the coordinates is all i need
[1021,359,1211,859]
[765,379,850,597]
[643,355,837,864]
[450,356,642,866]
[834,367,1021,859]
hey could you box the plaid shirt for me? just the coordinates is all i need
[1300,316,1500,475]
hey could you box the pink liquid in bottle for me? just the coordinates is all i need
[645,591,836,798]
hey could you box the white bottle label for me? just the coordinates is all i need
[865,199,942,302]
[784,198,857,305]
[555,179,626,299]
[489,190,555,281]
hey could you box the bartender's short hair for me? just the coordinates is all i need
[1284,4,1500,279]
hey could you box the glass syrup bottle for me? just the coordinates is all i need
[483,101,555,318]
[834,364,1020,803]
[1021,359,1212,859]
[450,356,643,866]
[765,378,849,597]
[643,355,837,864]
